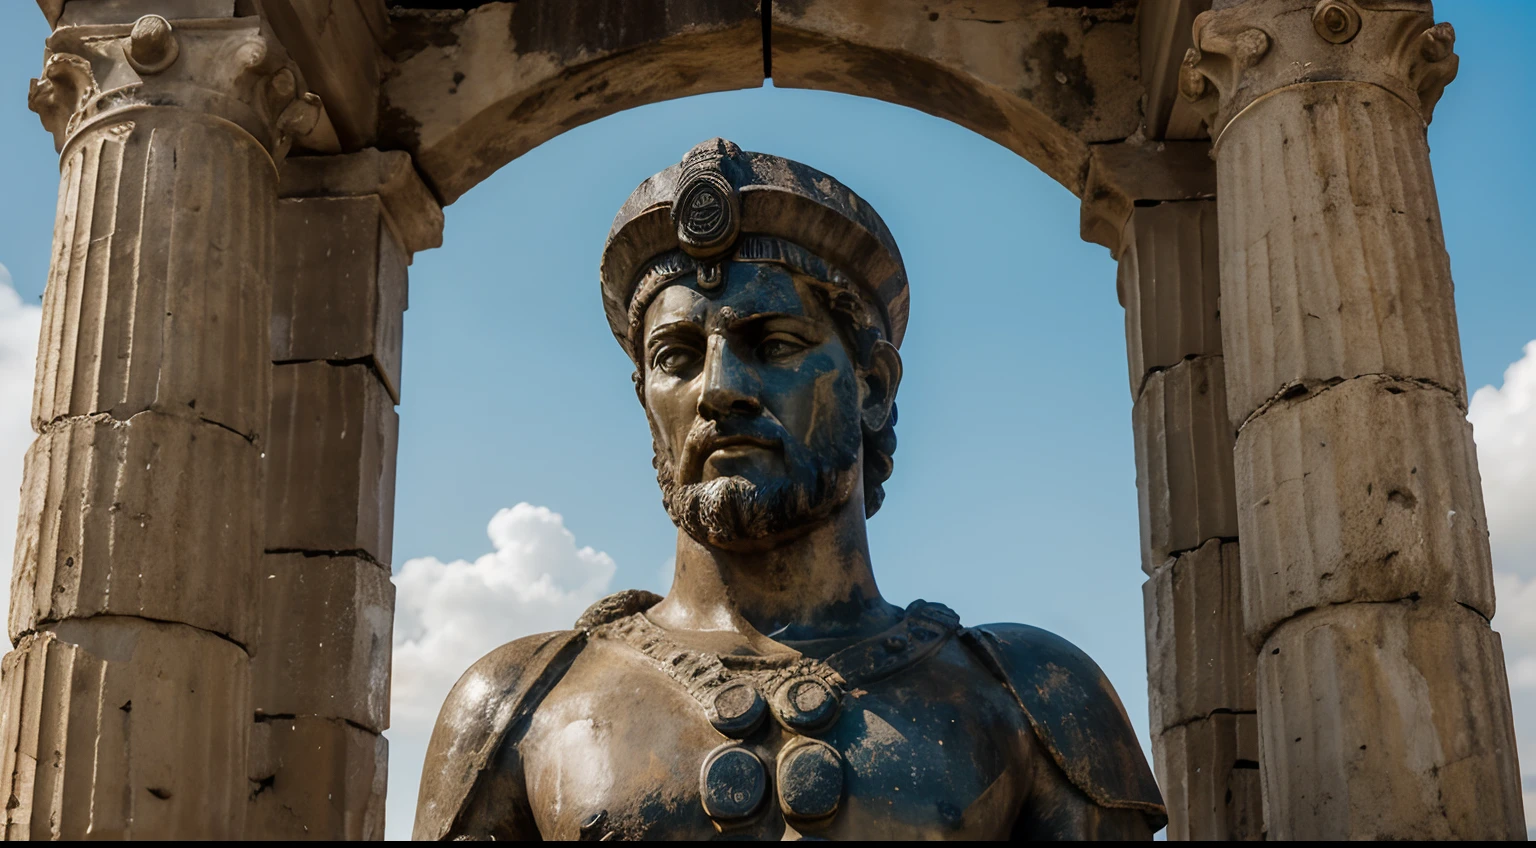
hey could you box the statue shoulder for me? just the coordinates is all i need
[413,588,665,840]
[960,622,1167,830]
[412,629,586,840]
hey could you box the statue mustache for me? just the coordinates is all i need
[678,417,787,480]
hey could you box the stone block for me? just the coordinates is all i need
[1234,376,1495,641]
[248,717,387,840]
[280,149,445,257]
[771,0,1140,191]
[266,362,398,564]
[10,412,258,646]
[1133,355,1238,572]
[272,196,407,401]
[1082,145,1214,253]
[33,112,272,438]
[1119,200,1221,393]
[1153,712,1263,841]
[1144,540,1254,734]
[252,554,394,733]
[0,619,248,839]
[1257,602,1523,840]
[1218,84,1466,425]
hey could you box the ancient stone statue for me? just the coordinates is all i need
[412,139,1165,840]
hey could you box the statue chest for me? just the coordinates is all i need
[519,638,1033,840]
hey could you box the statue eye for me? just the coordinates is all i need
[653,345,701,375]
[757,335,806,362]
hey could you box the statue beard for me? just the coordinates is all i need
[653,417,860,549]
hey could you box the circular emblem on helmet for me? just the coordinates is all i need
[672,139,742,260]
[674,171,738,258]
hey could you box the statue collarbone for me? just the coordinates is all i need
[413,140,1163,841]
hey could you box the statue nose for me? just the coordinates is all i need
[699,334,762,419]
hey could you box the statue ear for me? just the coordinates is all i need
[860,339,902,432]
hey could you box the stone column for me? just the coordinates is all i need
[1085,141,1262,840]
[0,9,319,840]
[247,150,441,840]
[1181,0,1523,838]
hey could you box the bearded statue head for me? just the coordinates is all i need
[600,139,909,550]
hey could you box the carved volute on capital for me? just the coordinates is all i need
[1178,0,1457,143]
[28,14,321,160]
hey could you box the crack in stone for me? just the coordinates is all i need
[1238,373,1465,433]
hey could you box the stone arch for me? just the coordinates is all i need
[379,0,1142,205]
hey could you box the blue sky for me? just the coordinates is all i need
[0,2,1533,839]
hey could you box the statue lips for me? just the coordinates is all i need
[682,425,783,482]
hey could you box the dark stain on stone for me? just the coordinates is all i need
[385,8,465,63]
[1019,30,1094,133]
[509,0,753,60]
[774,30,1009,138]
[376,102,424,155]
[572,77,611,101]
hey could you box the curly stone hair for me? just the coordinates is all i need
[803,280,898,519]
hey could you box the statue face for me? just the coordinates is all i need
[641,261,868,549]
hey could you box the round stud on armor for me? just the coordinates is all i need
[708,680,767,738]
[699,743,768,821]
[777,739,845,821]
[771,675,840,734]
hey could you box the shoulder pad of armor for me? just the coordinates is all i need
[962,622,1167,831]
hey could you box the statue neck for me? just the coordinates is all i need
[648,492,901,648]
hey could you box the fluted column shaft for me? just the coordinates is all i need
[1182,0,1522,838]
[2,9,320,839]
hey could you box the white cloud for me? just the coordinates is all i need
[1472,341,1536,578]
[0,264,42,652]
[1470,340,1536,831]
[385,503,616,840]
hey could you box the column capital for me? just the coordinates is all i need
[1178,0,1456,143]
[28,14,323,161]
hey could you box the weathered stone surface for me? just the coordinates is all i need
[1182,0,1458,138]
[1119,200,1221,394]
[1153,712,1262,841]
[252,554,394,733]
[1144,540,1253,733]
[1217,84,1467,424]
[32,112,273,439]
[273,196,408,401]
[11,412,258,646]
[1138,0,1210,141]
[1257,602,1522,840]
[248,717,387,840]
[1235,376,1494,641]
[1082,145,1214,253]
[1133,356,1238,572]
[773,0,1139,194]
[0,619,248,840]
[35,0,65,27]
[280,148,446,257]
[266,362,398,564]
[263,0,387,150]
[382,1,763,203]
[56,0,234,26]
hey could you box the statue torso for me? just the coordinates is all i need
[517,607,1036,840]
